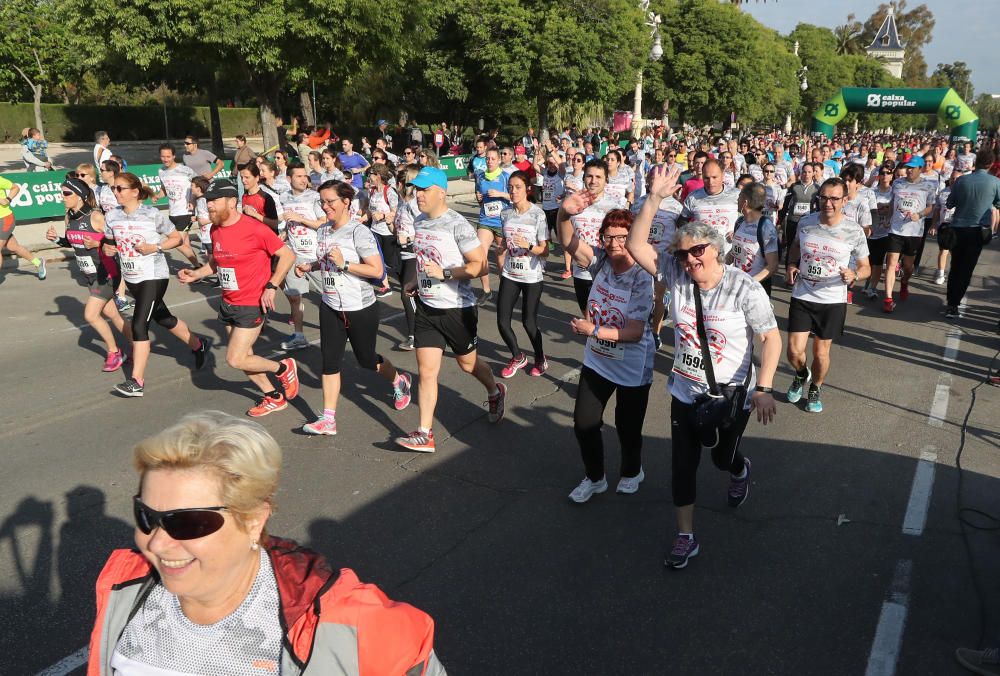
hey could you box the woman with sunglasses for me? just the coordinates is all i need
[297,181,412,435]
[418,149,442,168]
[103,172,209,397]
[45,176,131,371]
[89,411,445,675]
[496,171,549,378]
[96,160,123,214]
[558,205,654,503]
[271,151,292,195]
[627,164,780,569]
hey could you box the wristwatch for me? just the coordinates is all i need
[442,268,453,280]
[156,244,163,254]
[754,386,773,393]
[264,282,278,290]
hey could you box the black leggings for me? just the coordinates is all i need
[573,277,592,316]
[126,279,177,341]
[400,257,417,337]
[573,366,652,481]
[377,232,401,280]
[319,302,381,375]
[783,219,800,266]
[670,396,751,507]
[496,276,544,359]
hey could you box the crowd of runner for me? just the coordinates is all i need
[5,123,1000,573]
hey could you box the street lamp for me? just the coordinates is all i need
[785,41,807,134]
[632,0,662,136]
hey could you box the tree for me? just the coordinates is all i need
[931,62,974,101]
[860,1,935,86]
[833,14,864,56]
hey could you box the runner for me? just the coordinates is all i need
[366,163,400,297]
[338,139,370,191]
[0,174,47,279]
[190,176,213,262]
[297,180,413,435]
[882,156,937,313]
[239,163,282,234]
[271,151,292,195]
[181,136,225,180]
[863,164,895,300]
[473,148,511,306]
[97,160,123,214]
[760,163,787,222]
[394,166,507,453]
[177,178,299,416]
[785,178,870,412]
[319,148,346,183]
[778,162,817,267]
[278,164,326,350]
[496,171,549,378]
[928,170,960,286]
[103,172,210,397]
[627,165,780,569]
[152,145,200,266]
[605,149,635,206]
[394,164,421,350]
[632,171,683,348]
[728,183,780,296]
[45,176,131,370]
[678,159,741,255]
[539,151,572,279]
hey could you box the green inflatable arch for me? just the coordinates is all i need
[811,87,978,143]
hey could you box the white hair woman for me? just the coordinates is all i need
[626,165,781,571]
[88,411,445,674]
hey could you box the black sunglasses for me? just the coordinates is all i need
[133,495,228,540]
[673,242,712,260]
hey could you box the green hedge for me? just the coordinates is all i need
[0,104,262,143]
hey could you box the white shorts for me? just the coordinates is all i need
[283,270,321,296]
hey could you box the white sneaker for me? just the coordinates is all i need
[281,334,309,350]
[933,271,946,285]
[616,468,645,494]
[862,287,878,300]
[568,476,608,503]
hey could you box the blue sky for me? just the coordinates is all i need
[740,1,994,99]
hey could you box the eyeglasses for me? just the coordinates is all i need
[601,234,628,244]
[672,242,712,260]
[61,191,75,197]
[574,158,584,163]
[404,150,414,155]
[183,142,195,146]
[320,199,345,207]
[763,170,775,174]
[133,496,228,540]
[818,195,844,203]
[111,185,133,192]
[667,154,676,158]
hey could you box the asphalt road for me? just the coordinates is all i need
[1,222,998,676]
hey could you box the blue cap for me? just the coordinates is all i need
[832,150,845,159]
[377,119,387,126]
[409,166,448,191]
[903,155,925,168]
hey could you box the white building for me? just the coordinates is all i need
[866,7,905,79]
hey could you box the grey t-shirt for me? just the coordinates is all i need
[112,549,283,676]
[183,148,220,177]
[414,208,481,308]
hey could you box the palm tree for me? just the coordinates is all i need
[834,14,864,55]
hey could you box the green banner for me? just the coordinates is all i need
[812,87,978,144]
[440,154,472,178]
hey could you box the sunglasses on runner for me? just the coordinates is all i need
[763,170,775,174]
[111,185,133,192]
[133,496,228,540]
[672,242,712,260]
[61,191,75,197]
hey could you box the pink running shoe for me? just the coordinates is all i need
[102,350,124,372]
[393,372,412,411]
[302,416,338,435]
[528,358,549,377]
[500,353,528,379]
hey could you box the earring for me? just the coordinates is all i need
[250,541,259,551]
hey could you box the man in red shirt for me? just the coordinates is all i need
[178,178,300,417]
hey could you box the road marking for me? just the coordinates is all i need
[927,377,951,428]
[942,330,961,363]
[902,447,937,536]
[865,559,912,676]
[55,293,223,332]
[35,646,87,676]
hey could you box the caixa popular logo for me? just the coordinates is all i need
[867,94,882,107]
[945,105,961,121]
[824,103,840,117]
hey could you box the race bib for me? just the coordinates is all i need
[288,226,317,257]
[76,256,98,275]
[672,340,708,383]
[800,252,836,282]
[588,336,624,360]
[321,268,342,302]
[484,201,503,218]
[899,196,918,212]
[218,266,239,291]
[793,202,809,216]
[543,189,554,203]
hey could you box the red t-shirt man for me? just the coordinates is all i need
[211,214,286,308]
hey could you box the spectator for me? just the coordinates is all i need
[20,127,52,172]
[93,131,112,167]
[274,116,289,153]
[230,135,257,177]
[182,136,225,180]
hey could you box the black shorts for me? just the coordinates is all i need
[887,233,921,257]
[414,300,478,355]
[169,214,194,232]
[867,237,889,266]
[787,297,846,340]
[218,302,265,329]
[87,275,118,303]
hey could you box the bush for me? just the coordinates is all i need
[0,104,262,142]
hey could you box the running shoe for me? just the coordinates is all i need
[115,378,144,397]
[280,334,309,351]
[392,372,412,411]
[899,282,909,301]
[846,290,853,304]
[664,533,700,569]
[192,336,211,370]
[560,270,572,279]
[375,285,393,298]
[487,382,507,423]
[395,429,435,452]
[653,333,662,351]
[500,353,527,379]
[883,298,896,313]
[728,457,752,507]
[102,350,124,373]
[862,287,878,300]
[548,242,556,253]
[247,393,287,417]
[616,468,645,495]
[806,386,823,413]
[933,270,947,285]
[398,335,415,351]
[568,476,608,503]
[954,647,1000,676]
[36,258,47,280]
[528,358,549,377]
[944,306,962,319]
[477,290,495,307]
[302,415,337,435]
[786,367,811,404]
[115,295,133,313]
[276,358,299,400]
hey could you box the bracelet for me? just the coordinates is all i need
[591,325,600,338]
[754,386,773,393]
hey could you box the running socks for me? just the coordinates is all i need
[323,408,335,419]
[796,367,809,379]
[275,362,288,377]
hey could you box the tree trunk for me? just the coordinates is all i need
[208,72,224,157]
[300,91,316,128]
[537,96,549,144]
[32,84,44,138]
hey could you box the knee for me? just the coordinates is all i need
[155,314,178,330]
[225,350,246,370]
[84,306,102,323]
[456,357,478,374]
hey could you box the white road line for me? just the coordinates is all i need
[35,646,87,676]
[942,330,961,363]
[927,377,951,428]
[902,447,938,536]
[865,559,912,676]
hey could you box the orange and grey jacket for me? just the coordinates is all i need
[87,536,446,676]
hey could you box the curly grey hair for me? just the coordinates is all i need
[671,221,726,263]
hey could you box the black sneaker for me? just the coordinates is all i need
[193,336,211,370]
[728,458,751,507]
[115,378,144,397]
[943,306,961,319]
[653,333,662,351]
[477,290,495,307]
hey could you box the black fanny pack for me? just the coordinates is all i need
[691,279,751,449]
[936,224,957,250]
